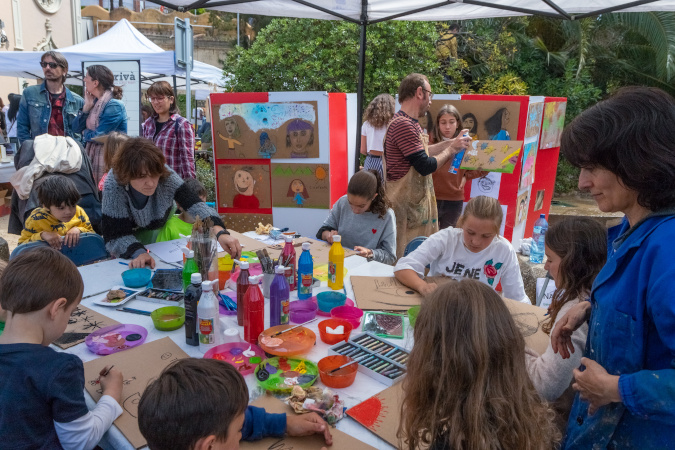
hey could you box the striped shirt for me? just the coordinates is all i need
[384,111,427,181]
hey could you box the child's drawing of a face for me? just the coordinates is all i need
[289,129,311,151]
[234,169,255,196]
[224,118,238,137]
[501,109,510,128]
[290,179,305,193]
[464,116,475,131]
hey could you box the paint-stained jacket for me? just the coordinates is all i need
[563,214,675,449]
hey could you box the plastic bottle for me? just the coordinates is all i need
[183,273,202,346]
[197,280,219,353]
[182,248,199,291]
[530,214,549,264]
[244,275,264,344]
[281,235,297,291]
[449,132,469,174]
[297,242,313,299]
[235,261,250,326]
[270,265,290,326]
[328,235,345,290]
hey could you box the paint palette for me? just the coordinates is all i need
[204,342,265,375]
[328,332,409,386]
[254,356,319,393]
[258,325,316,356]
[85,324,148,355]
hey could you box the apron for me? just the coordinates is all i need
[384,117,438,258]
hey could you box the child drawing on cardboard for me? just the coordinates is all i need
[485,108,511,140]
[232,168,260,209]
[218,117,242,157]
[287,179,309,207]
[286,119,314,158]
[258,132,277,158]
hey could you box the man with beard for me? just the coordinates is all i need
[17,51,84,144]
[383,73,470,257]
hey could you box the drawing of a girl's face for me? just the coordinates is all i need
[289,129,311,151]
[501,109,510,129]
[234,169,255,196]
[224,118,238,137]
[291,179,305,193]
[464,116,475,131]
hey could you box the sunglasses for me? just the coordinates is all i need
[40,62,61,69]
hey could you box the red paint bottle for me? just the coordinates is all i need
[236,261,250,326]
[244,276,264,345]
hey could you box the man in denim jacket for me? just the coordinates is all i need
[17,51,83,144]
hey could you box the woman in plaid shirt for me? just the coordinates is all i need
[142,81,196,179]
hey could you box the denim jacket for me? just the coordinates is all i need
[71,98,127,143]
[17,82,84,144]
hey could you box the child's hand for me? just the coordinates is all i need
[129,252,155,269]
[354,246,373,259]
[99,366,123,404]
[41,231,62,250]
[63,227,81,248]
[286,412,333,446]
[322,230,338,244]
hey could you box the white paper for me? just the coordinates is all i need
[536,277,557,309]
[471,172,501,199]
[145,238,223,263]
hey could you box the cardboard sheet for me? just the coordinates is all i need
[503,297,549,355]
[524,102,545,139]
[218,230,270,257]
[265,237,358,266]
[83,337,190,449]
[428,100,521,141]
[217,162,272,211]
[460,140,523,174]
[349,276,424,311]
[53,305,119,349]
[240,395,376,450]
[271,163,330,209]
[346,383,404,448]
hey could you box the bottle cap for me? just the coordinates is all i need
[275,265,286,274]
[191,273,202,284]
[284,235,293,243]
[333,235,341,243]
[239,261,249,270]
[181,247,194,258]
[302,242,310,251]
[248,275,261,284]
[201,280,212,289]
[540,214,545,218]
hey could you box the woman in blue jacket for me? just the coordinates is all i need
[552,86,675,448]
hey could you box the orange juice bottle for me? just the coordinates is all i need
[327,235,345,290]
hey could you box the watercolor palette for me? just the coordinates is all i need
[85,324,147,355]
[204,342,266,375]
[258,325,316,356]
[328,332,409,386]
[254,356,319,393]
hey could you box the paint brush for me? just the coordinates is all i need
[328,360,359,374]
[269,318,318,338]
[116,307,152,316]
[95,365,115,384]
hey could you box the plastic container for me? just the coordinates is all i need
[408,305,421,328]
[312,296,355,316]
[281,236,297,291]
[182,248,199,291]
[236,261,251,326]
[331,305,364,329]
[316,291,347,313]
[121,268,152,288]
[151,306,186,331]
[289,300,318,324]
[317,318,353,345]
[244,276,264,345]
[530,214,549,264]
[184,273,202,346]
[204,342,265,375]
[269,265,290,327]
[318,355,358,388]
[297,242,313,299]
[85,324,147,355]
[449,149,466,174]
[254,356,318,393]
[327,235,345,290]
[198,280,220,353]
[258,325,316,356]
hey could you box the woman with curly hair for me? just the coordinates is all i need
[400,279,560,450]
[360,93,395,181]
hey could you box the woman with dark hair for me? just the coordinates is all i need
[101,137,240,269]
[485,108,510,140]
[552,86,675,448]
[4,94,20,153]
[72,64,127,183]
[142,81,195,179]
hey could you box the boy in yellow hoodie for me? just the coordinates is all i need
[19,175,94,249]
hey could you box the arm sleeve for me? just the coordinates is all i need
[54,395,123,450]
[241,406,287,441]
[394,231,446,277]
[178,119,196,179]
[19,214,51,244]
[75,207,95,233]
[100,176,145,259]
[82,103,126,142]
[71,110,88,134]
[371,210,397,265]
[316,200,341,240]
[178,179,225,230]
[500,246,530,303]
[17,94,31,142]
[404,150,438,177]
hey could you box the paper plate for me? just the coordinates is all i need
[254,356,318,393]
[310,296,355,316]
[204,342,266,375]
[258,325,316,356]
[85,324,147,355]
[92,287,140,307]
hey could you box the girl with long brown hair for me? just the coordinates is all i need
[360,93,395,182]
[400,279,560,450]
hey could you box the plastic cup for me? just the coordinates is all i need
[318,355,357,388]
[222,328,241,344]
[316,291,346,313]
[331,305,364,329]
[150,306,185,331]
[262,273,274,298]
[289,300,318,323]
[317,319,353,345]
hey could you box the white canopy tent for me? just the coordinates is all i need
[0,18,226,90]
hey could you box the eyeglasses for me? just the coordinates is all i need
[147,96,170,103]
[40,62,60,69]
[422,88,434,99]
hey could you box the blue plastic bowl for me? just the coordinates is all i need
[316,291,347,313]
[122,268,152,288]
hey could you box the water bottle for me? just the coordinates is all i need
[197,280,219,353]
[270,265,290,326]
[184,273,202,346]
[529,214,548,264]
[297,242,313,300]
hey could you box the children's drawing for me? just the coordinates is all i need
[346,383,403,447]
[217,117,243,158]
[534,189,545,211]
[271,163,330,209]
[53,306,119,349]
[428,99,521,141]
[525,102,544,139]
[257,132,276,158]
[462,112,478,139]
[471,172,501,200]
[460,140,523,174]
[350,276,423,311]
[233,168,261,209]
[288,179,309,207]
[519,140,538,190]
[540,101,567,149]
[217,162,272,211]
[516,190,529,226]
[347,394,387,430]
[485,108,511,140]
[286,119,315,158]
[512,312,541,337]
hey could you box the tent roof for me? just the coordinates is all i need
[153,0,675,22]
[0,19,225,88]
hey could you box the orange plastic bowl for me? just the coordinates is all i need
[317,319,353,345]
[318,355,357,388]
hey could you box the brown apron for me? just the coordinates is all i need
[384,117,439,258]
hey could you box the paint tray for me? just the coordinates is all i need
[362,312,404,339]
[258,325,316,356]
[150,269,183,292]
[254,356,319,393]
[204,342,265,375]
[328,332,409,386]
[85,324,147,355]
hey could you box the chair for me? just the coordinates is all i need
[404,236,428,257]
[10,233,110,267]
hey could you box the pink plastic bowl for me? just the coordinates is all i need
[289,300,318,323]
[331,305,364,329]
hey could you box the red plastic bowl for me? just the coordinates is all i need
[331,305,364,329]
[317,318,353,345]
[318,355,357,388]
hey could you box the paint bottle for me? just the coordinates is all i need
[182,248,199,291]
[236,261,250,326]
[328,235,345,290]
[198,280,219,353]
[184,272,202,347]
[449,132,469,174]
[270,265,290,326]
[281,235,297,291]
[244,275,265,344]
[297,242,313,299]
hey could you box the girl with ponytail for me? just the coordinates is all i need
[316,170,396,264]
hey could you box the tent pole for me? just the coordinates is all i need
[354,0,368,174]
[173,75,177,97]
